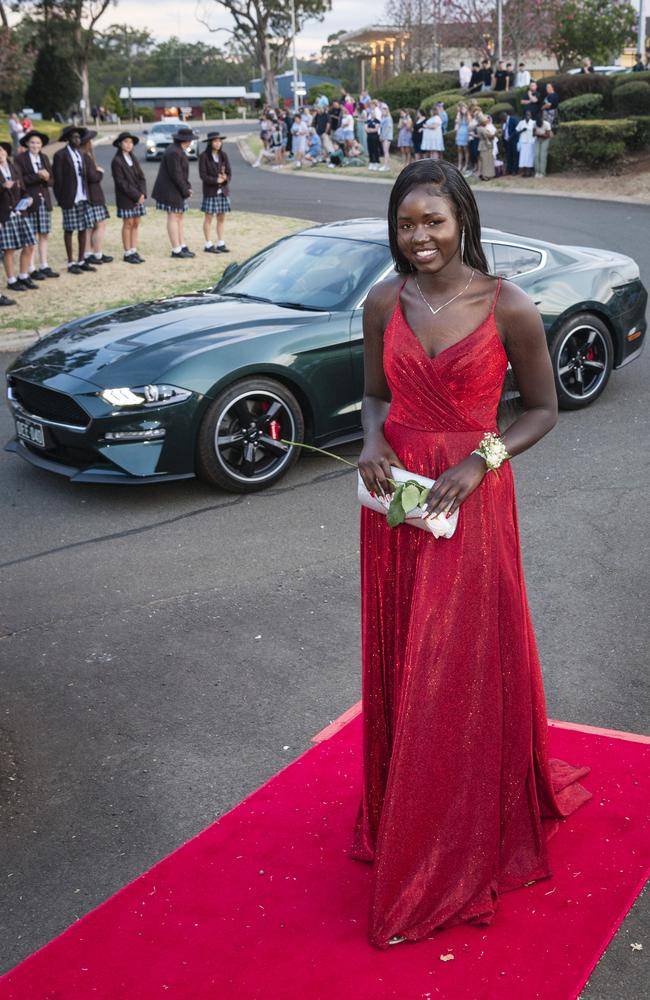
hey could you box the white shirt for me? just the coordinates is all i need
[516,119,535,143]
[459,65,472,88]
[123,152,133,166]
[0,164,11,180]
[29,152,42,171]
[67,145,87,202]
[515,70,531,88]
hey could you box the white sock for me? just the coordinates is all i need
[124,248,135,256]
[40,261,48,269]
[8,276,17,284]
[18,272,29,280]
[204,241,213,249]
[172,245,183,253]
[93,253,102,260]
[217,240,225,247]
[77,260,85,266]
[67,261,76,268]
[84,252,93,259]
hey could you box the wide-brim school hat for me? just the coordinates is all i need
[80,129,98,143]
[0,141,12,157]
[19,130,50,148]
[202,131,227,142]
[112,131,140,147]
[172,127,198,143]
[58,125,86,143]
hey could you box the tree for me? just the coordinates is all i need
[318,30,367,90]
[502,0,552,66]
[25,42,80,116]
[545,0,637,70]
[197,0,332,105]
[385,0,434,72]
[440,0,496,61]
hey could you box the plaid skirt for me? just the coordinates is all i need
[85,203,110,226]
[156,201,187,213]
[201,194,231,214]
[31,201,52,234]
[62,201,90,232]
[0,214,36,250]
[117,203,146,219]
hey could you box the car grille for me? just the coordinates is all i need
[10,378,90,428]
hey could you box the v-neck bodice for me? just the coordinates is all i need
[383,276,508,433]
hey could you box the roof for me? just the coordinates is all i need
[118,87,256,100]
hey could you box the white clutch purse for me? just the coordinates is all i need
[357,466,459,538]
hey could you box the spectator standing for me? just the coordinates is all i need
[632,53,645,72]
[435,102,448,132]
[420,109,444,160]
[515,63,530,88]
[542,83,560,128]
[0,141,37,294]
[468,61,482,92]
[52,125,94,274]
[494,61,509,92]
[14,129,58,280]
[479,60,493,91]
[111,131,147,265]
[355,103,369,156]
[365,109,382,170]
[151,125,196,259]
[458,61,472,89]
[505,62,515,90]
[454,102,470,173]
[269,120,285,167]
[342,93,356,114]
[521,81,540,113]
[397,109,413,166]
[340,107,355,156]
[533,111,552,178]
[379,106,394,171]
[359,89,372,108]
[21,113,32,134]
[326,100,342,141]
[467,103,481,174]
[412,108,425,160]
[8,114,23,155]
[581,57,594,73]
[477,113,496,180]
[291,114,309,168]
[80,130,113,267]
[312,105,328,141]
[199,131,231,253]
[502,108,521,175]
[516,110,535,177]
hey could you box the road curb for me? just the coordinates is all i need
[236,136,650,207]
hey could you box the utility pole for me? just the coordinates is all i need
[638,0,647,57]
[124,26,134,122]
[179,43,184,87]
[290,0,299,112]
[496,0,503,62]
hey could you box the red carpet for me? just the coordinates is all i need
[1,710,648,1000]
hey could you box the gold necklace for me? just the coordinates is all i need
[413,268,475,316]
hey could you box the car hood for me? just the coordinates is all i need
[9,293,330,387]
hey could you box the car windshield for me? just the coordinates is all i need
[217,234,391,311]
[152,124,179,134]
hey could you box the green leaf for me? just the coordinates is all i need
[386,496,406,527]
[401,483,421,513]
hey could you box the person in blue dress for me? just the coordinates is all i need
[454,101,470,173]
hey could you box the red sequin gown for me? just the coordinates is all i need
[351,278,592,950]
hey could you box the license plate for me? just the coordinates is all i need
[15,416,45,448]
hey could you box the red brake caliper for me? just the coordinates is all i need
[269,420,281,441]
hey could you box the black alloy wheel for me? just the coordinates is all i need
[196,377,304,492]
[550,313,614,410]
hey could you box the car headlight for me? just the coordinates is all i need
[99,385,192,407]
[146,140,156,149]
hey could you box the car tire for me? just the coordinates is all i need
[196,377,305,492]
[550,313,614,410]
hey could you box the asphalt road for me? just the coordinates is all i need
[1,146,648,996]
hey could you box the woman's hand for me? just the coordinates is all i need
[420,453,487,518]
[358,432,405,497]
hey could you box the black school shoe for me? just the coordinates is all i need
[0,294,16,306]
[204,245,220,254]
[132,253,145,263]
[7,281,28,292]
[29,269,47,281]
[123,254,142,264]
[96,254,113,264]
[67,264,83,274]
[79,260,97,272]
[170,250,188,259]
[216,245,230,253]
[180,246,196,258]
[40,266,60,278]
[19,276,39,290]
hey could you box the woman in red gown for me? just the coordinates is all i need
[352,160,592,949]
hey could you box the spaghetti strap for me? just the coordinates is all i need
[490,276,503,315]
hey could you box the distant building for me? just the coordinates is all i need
[249,71,341,104]
[118,86,259,120]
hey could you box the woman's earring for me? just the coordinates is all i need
[460,228,466,260]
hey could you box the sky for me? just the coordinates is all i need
[111,0,385,59]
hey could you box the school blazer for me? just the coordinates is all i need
[14,150,54,212]
[52,146,88,209]
[83,154,106,206]
[111,151,147,209]
[151,144,191,208]
[198,149,231,198]
[0,162,24,223]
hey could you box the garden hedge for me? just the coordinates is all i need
[534,72,612,104]
[611,81,650,115]
[628,115,650,149]
[560,93,605,121]
[611,69,650,88]
[549,118,638,170]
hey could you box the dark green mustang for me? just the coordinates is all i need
[5,220,647,492]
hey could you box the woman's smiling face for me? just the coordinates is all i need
[396,185,460,272]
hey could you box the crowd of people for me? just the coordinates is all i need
[250,74,562,183]
[0,124,233,308]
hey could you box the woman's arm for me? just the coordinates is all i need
[422,280,557,518]
[358,281,405,495]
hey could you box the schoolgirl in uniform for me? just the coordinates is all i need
[151,126,196,259]
[110,131,147,264]
[80,130,113,265]
[14,130,59,280]
[198,132,231,254]
[0,141,37,295]
[52,125,95,273]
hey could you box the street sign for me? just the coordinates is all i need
[291,82,306,94]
